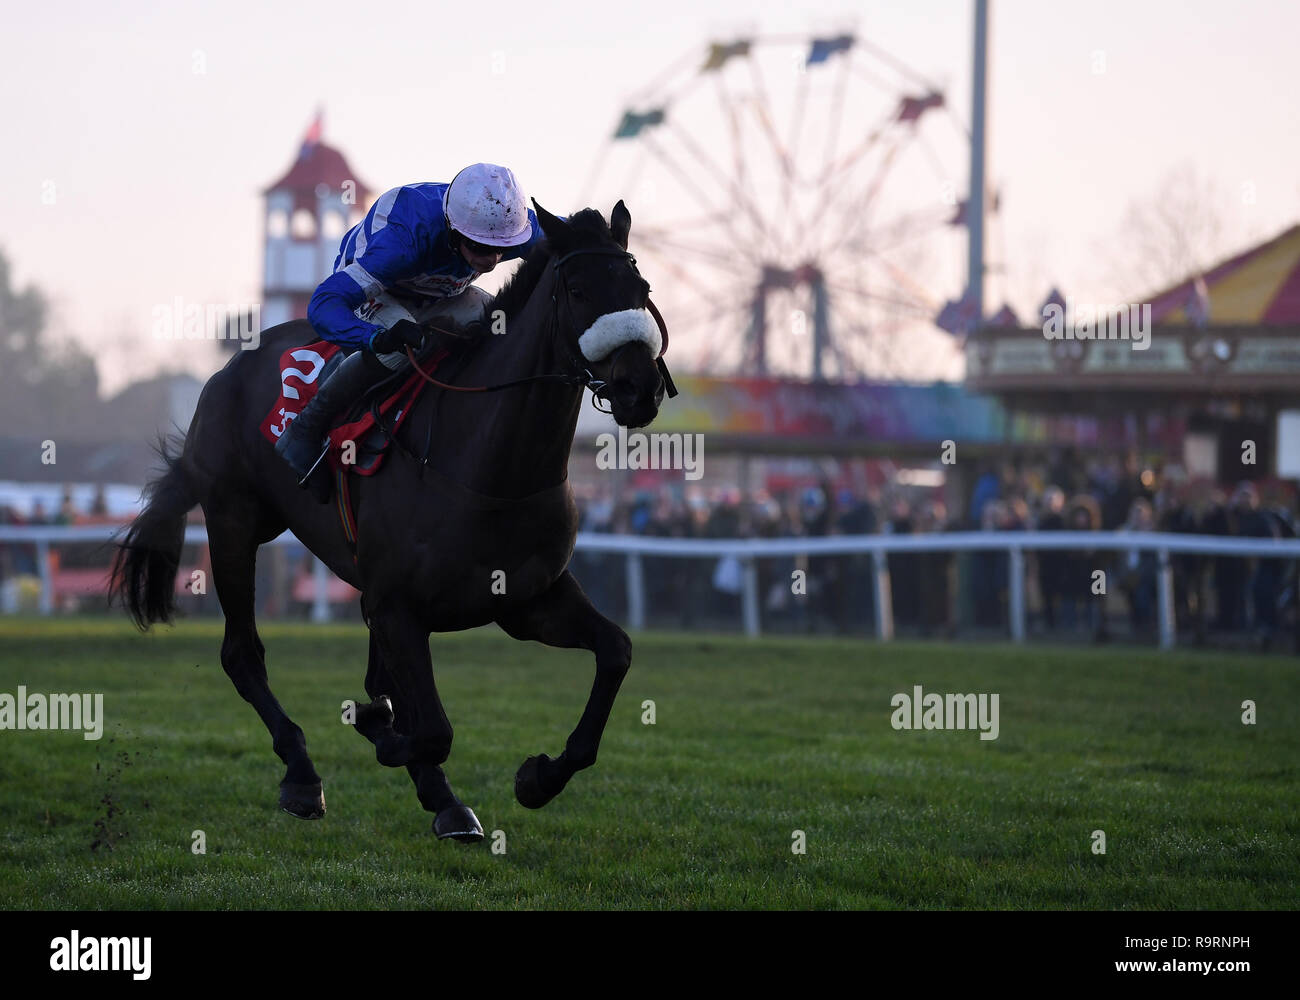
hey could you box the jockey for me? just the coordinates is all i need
[275,162,545,494]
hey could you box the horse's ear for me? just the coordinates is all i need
[532,199,572,251]
[610,200,631,250]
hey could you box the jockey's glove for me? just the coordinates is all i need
[369,319,425,355]
[459,318,490,340]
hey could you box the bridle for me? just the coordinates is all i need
[404,243,676,406]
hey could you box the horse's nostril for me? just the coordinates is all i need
[612,379,638,405]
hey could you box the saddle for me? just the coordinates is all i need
[259,341,450,476]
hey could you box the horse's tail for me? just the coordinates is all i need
[110,435,198,630]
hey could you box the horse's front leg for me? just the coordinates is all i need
[362,607,483,841]
[495,569,632,808]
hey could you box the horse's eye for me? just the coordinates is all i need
[570,287,584,300]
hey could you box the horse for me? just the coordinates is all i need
[110,201,666,842]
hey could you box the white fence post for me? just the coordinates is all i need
[1157,548,1175,651]
[1008,546,1026,642]
[872,548,894,640]
[625,552,645,631]
[741,556,760,637]
[36,538,53,616]
[311,558,331,623]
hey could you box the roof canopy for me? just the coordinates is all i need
[264,113,370,209]
[1147,223,1300,325]
[965,222,1300,397]
[265,140,369,199]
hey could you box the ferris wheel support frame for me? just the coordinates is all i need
[967,0,990,326]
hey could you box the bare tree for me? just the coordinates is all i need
[1098,163,1242,298]
[0,248,101,440]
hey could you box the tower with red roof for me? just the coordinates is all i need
[261,112,370,330]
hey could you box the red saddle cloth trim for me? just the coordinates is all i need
[260,341,449,477]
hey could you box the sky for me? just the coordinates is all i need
[3,0,1299,393]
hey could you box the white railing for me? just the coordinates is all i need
[3,524,1299,649]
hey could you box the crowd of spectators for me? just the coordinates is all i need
[0,485,111,527]
[1,486,114,581]
[571,450,1300,648]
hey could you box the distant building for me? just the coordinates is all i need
[0,373,203,484]
[259,111,371,332]
[965,223,1300,482]
[100,373,204,443]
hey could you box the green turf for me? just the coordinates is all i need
[0,618,1296,909]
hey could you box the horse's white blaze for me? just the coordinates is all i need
[578,308,661,362]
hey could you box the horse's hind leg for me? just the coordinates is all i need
[355,632,483,842]
[206,506,325,819]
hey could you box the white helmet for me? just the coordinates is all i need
[442,163,532,247]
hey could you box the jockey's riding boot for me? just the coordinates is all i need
[275,349,392,503]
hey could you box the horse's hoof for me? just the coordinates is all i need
[434,804,484,843]
[279,780,326,819]
[514,753,563,810]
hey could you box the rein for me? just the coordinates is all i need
[402,245,675,401]
[403,345,591,394]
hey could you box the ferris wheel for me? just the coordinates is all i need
[581,32,976,381]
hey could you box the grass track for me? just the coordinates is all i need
[0,618,1296,909]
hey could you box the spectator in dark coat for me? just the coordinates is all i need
[1204,484,1255,632]
[1062,494,1108,640]
[1036,486,1068,631]
[1119,498,1159,635]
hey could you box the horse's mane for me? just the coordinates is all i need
[489,208,613,319]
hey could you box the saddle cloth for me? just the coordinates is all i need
[259,341,448,476]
